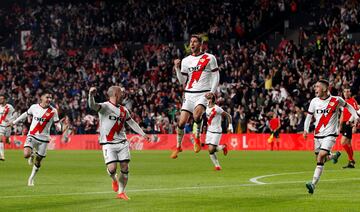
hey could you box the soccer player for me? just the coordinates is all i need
[0,94,15,161]
[304,80,359,194]
[339,88,359,168]
[88,86,149,200]
[268,113,281,151]
[171,34,220,159]
[205,93,232,170]
[11,90,61,186]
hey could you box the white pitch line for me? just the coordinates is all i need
[249,172,307,185]
[249,169,360,185]
[1,177,360,199]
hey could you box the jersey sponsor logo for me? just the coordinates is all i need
[187,54,210,89]
[207,108,217,126]
[0,105,9,124]
[315,97,339,134]
[29,108,55,135]
[316,109,330,114]
[106,106,126,141]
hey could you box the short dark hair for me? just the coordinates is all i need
[0,94,7,99]
[318,79,329,88]
[190,34,202,43]
[40,90,52,96]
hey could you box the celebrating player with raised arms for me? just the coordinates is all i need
[304,80,359,194]
[205,93,232,170]
[171,34,220,159]
[0,94,15,161]
[11,90,61,186]
[88,86,149,200]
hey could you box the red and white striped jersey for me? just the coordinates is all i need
[0,104,15,127]
[307,96,346,137]
[27,104,59,141]
[181,53,218,92]
[97,101,131,144]
[206,105,224,133]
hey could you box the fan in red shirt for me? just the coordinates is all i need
[268,113,281,151]
[340,88,359,168]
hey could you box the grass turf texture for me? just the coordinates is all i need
[0,150,360,212]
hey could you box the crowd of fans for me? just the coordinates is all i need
[0,0,359,136]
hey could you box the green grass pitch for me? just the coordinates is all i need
[0,150,360,211]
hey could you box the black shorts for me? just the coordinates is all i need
[272,130,280,139]
[341,123,352,139]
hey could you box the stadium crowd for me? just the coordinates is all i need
[0,0,359,135]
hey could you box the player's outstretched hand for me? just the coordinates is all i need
[173,59,181,69]
[89,87,97,96]
[143,135,150,142]
[303,131,308,140]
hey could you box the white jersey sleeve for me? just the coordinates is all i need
[307,99,316,114]
[180,59,188,74]
[209,55,219,71]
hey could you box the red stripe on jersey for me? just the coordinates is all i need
[315,97,339,134]
[342,98,359,122]
[207,108,216,126]
[0,105,9,124]
[187,54,210,89]
[106,106,126,142]
[29,108,55,135]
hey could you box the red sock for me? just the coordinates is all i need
[276,141,280,150]
[342,144,354,161]
[348,145,354,161]
[270,142,274,151]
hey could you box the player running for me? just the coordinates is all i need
[0,94,15,161]
[339,88,359,168]
[205,93,232,170]
[11,90,61,186]
[88,86,149,200]
[171,34,220,159]
[304,80,359,194]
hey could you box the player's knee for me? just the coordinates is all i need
[107,167,116,175]
[208,146,216,154]
[177,123,185,129]
[121,166,129,173]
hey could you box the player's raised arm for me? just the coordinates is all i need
[174,59,187,85]
[88,87,101,112]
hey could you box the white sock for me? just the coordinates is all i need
[312,164,324,186]
[107,169,117,182]
[0,142,4,158]
[216,145,225,151]
[209,153,220,167]
[29,165,40,181]
[176,127,184,148]
[118,171,128,194]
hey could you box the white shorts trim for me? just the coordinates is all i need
[102,142,131,165]
[0,126,11,137]
[24,136,48,157]
[314,137,336,153]
[181,92,208,114]
[205,131,222,146]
